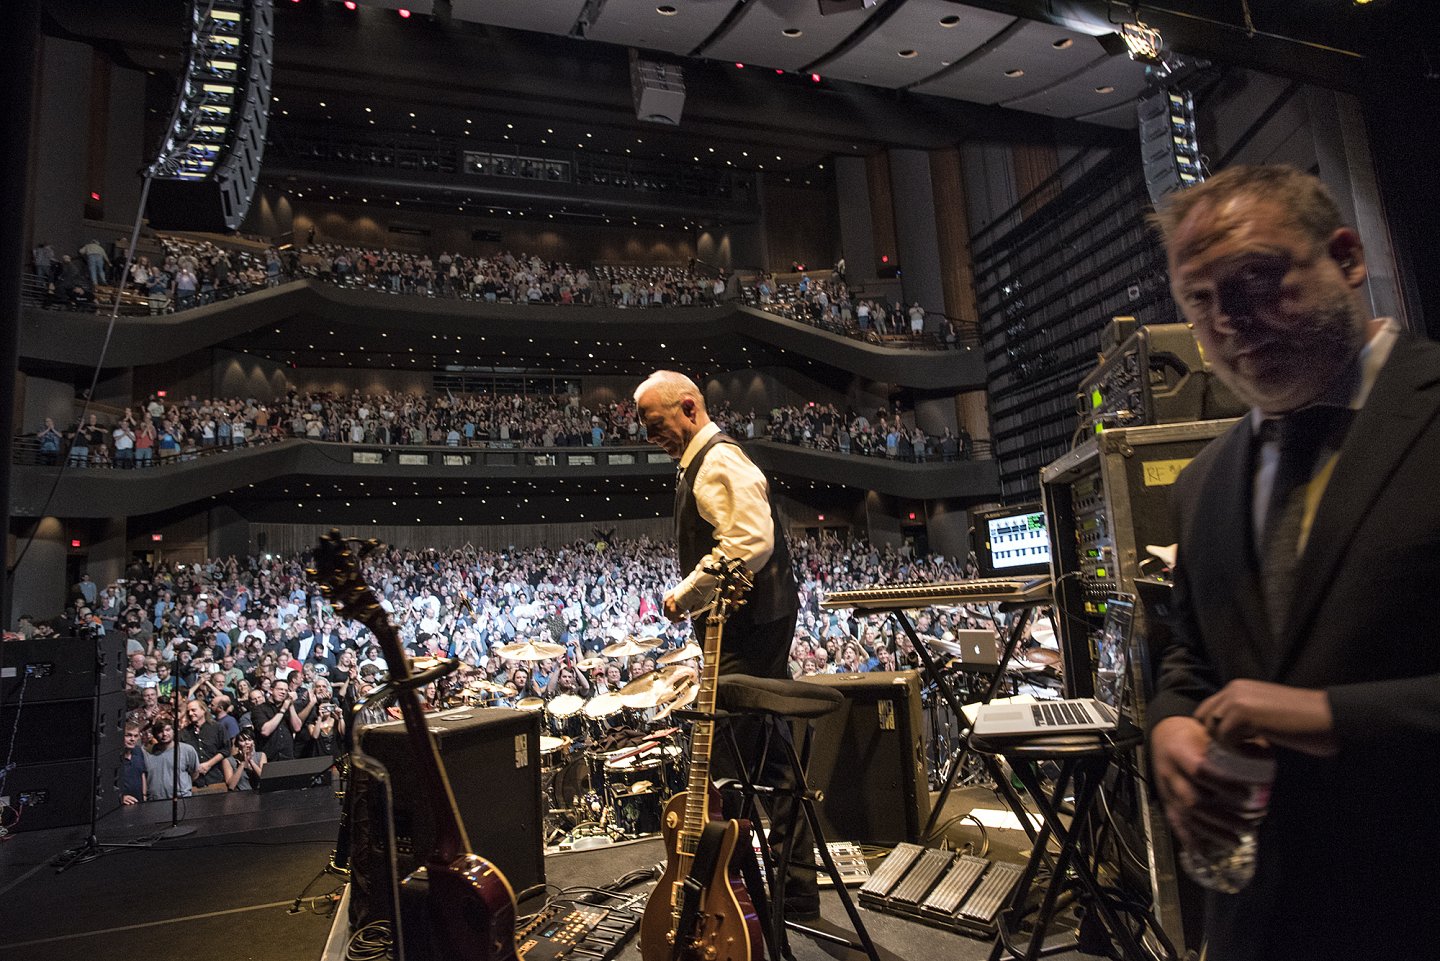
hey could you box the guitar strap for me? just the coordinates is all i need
[672,820,733,961]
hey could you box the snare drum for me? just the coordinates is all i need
[601,742,686,799]
[546,694,586,740]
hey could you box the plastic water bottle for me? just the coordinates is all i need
[1177,741,1276,894]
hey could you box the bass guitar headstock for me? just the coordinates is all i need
[701,555,754,624]
[308,529,385,630]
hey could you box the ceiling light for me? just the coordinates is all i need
[1004,68,1025,77]
[1120,20,1164,63]
[1095,85,1116,94]
[898,49,917,58]
[656,4,677,13]
[1053,38,1073,49]
[783,28,802,37]
[939,15,960,26]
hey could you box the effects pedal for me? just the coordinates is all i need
[857,842,1023,940]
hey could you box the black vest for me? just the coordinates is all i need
[676,432,797,631]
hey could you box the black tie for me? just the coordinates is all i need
[673,462,688,526]
[1259,405,1352,640]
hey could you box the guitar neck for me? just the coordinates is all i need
[358,596,472,865]
[678,613,727,848]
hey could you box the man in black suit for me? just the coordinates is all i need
[1148,165,1440,960]
[635,370,818,922]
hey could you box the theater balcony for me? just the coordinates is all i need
[18,280,987,391]
[9,437,999,521]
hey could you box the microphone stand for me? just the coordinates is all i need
[155,630,195,840]
[53,626,154,871]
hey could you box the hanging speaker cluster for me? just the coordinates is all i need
[147,0,274,232]
[1138,87,1203,206]
[630,49,685,126]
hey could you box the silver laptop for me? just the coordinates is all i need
[972,596,1134,737]
[952,629,1000,670]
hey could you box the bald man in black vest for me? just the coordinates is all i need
[635,370,818,922]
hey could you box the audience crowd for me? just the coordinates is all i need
[10,534,991,800]
[29,235,289,312]
[26,389,976,468]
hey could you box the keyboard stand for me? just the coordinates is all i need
[884,601,1043,845]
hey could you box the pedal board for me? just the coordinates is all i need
[858,842,1023,939]
[749,832,873,887]
[818,841,872,887]
[516,899,643,961]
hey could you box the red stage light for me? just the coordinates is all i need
[811,73,821,82]
[881,254,889,263]
[775,69,784,74]
[157,390,167,398]
[817,514,825,522]
[90,191,100,201]
[71,539,82,549]
[735,62,744,69]
[908,512,916,520]
[397,7,411,17]
[343,0,356,8]
[151,533,164,542]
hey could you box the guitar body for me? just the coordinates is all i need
[399,854,520,961]
[640,787,761,961]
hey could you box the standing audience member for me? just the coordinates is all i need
[146,718,200,800]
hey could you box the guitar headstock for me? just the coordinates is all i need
[702,555,754,624]
[308,530,384,629]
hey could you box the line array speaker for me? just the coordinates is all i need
[146,0,273,231]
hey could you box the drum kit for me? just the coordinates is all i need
[449,636,704,845]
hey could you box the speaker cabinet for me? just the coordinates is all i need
[1,635,128,704]
[359,707,544,897]
[259,755,335,792]
[797,671,930,845]
[4,751,122,831]
[0,690,126,765]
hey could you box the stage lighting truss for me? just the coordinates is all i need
[149,0,272,183]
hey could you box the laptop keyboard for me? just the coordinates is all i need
[1031,701,1094,727]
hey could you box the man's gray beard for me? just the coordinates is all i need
[1216,299,1366,411]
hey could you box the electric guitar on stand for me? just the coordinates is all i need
[311,531,519,961]
[640,557,762,961]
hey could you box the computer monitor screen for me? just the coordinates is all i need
[975,504,1052,576]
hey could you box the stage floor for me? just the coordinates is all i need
[0,783,1091,961]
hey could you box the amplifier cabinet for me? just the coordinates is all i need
[358,706,544,897]
[1,634,128,704]
[796,671,930,846]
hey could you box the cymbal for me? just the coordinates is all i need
[619,665,697,709]
[657,644,702,666]
[494,639,566,661]
[515,697,546,712]
[926,635,964,657]
[576,656,608,671]
[601,637,654,658]
[655,679,700,720]
[464,678,511,694]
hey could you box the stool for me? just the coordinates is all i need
[969,724,1153,961]
[707,674,884,961]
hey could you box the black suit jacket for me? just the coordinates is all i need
[1151,333,1440,960]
